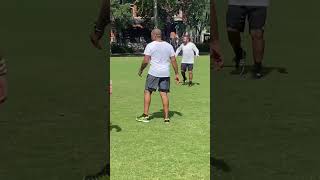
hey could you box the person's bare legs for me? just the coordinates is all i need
[159,91,169,119]
[188,71,193,82]
[250,30,264,77]
[227,29,244,61]
[250,30,264,64]
[144,90,152,115]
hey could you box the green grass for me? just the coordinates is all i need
[111,56,210,179]
[0,1,109,179]
[212,1,320,179]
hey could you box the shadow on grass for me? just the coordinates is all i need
[226,65,288,77]
[150,109,183,120]
[210,157,232,172]
[110,123,122,132]
[84,163,110,180]
[180,81,201,86]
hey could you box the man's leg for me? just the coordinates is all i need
[159,92,169,119]
[227,30,243,61]
[181,63,187,83]
[248,6,267,78]
[188,71,193,82]
[137,75,157,122]
[250,30,264,72]
[188,64,193,86]
[159,77,170,122]
[144,90,152,115]
[227,5,247,69]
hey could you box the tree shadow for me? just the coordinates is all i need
[150,109,183,120]
[226,65,288,77]
[210,157,232,172]
[110,123,122,132]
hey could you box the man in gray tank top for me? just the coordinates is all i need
[227,0,269,78]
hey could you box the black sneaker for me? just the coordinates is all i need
[234,49,246,69]
[188,81,193,87]
[234,50,246,76]
[136,113,150,122]
[253,63,263,79]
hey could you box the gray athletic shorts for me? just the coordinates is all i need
[181,63,193,72]
[145,74,170,93]
[227,5,267,32]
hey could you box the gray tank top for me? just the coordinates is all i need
[228,0,269,6]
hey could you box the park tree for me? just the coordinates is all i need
[111,0,132,43]
[180,0,210,43]
[135,0,180,30]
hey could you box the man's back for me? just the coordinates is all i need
[228,0,269,6]
[144,41,175,77]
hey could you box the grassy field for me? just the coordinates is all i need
[212,1,320,179]
[110,56,210,179]
[0,1,109,179]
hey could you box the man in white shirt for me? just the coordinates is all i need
[136,29,180,123]
[0,56,7,104]
[175,35,199,86]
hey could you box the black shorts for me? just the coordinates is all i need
[227,5,267,32]
[145,74,170,93]
[181,63,193,72]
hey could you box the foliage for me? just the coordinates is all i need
[111,0,132,32]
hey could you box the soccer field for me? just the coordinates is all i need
[110,56,210,179]
[212,1,320,179]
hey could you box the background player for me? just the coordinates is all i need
[175,35,199,86]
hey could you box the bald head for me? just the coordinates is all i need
[151,28,162,41]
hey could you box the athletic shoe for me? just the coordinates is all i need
[188,81,193,87]
[234,50,246,74]
[136,114,150,122]
[253,63,263,79]
[164,118,170,123]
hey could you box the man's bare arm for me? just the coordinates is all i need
[211,0,219,41]
[211,0,224,70]
[90,0,110,49]
[138,55,150,76]
[170,56,180,83]
[170,56,179,75]
[96,0,110,34]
